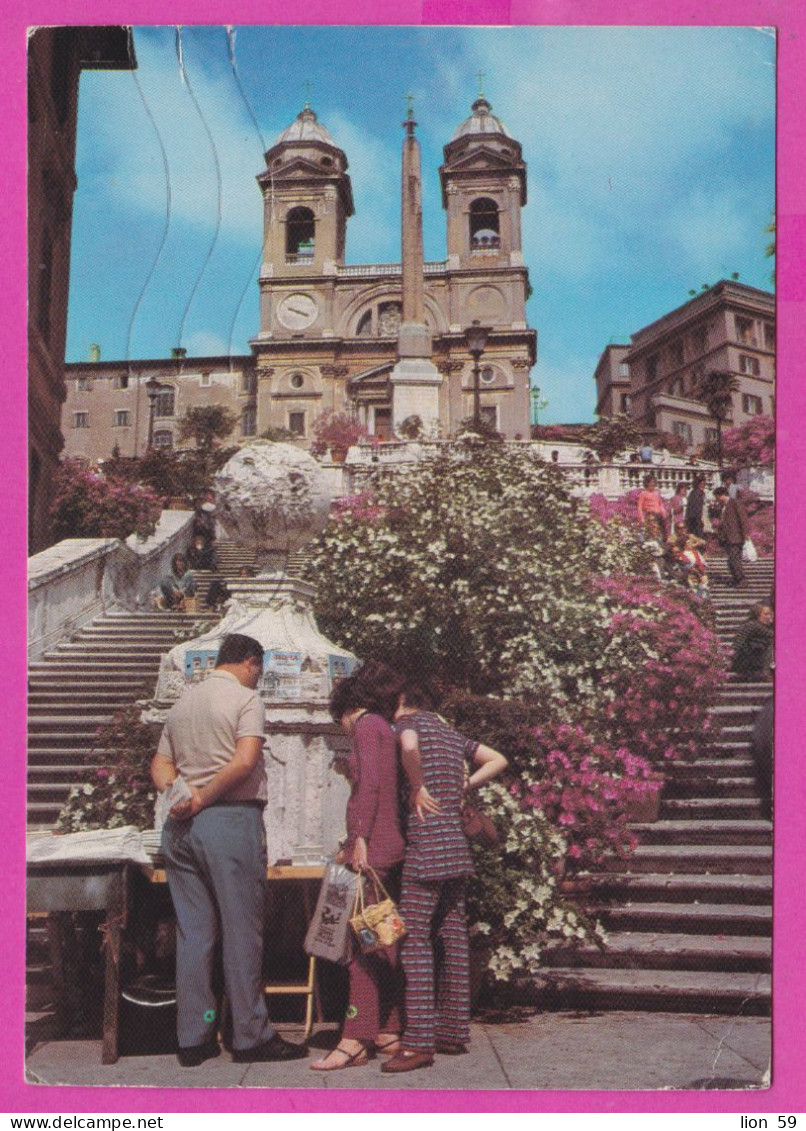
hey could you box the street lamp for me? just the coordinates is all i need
[465,319,489,431]
[530,385,542,429]
[145,376,161,449]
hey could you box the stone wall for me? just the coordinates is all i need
[28,509,195,661]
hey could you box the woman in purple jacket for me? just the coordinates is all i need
[310,668,406,1071]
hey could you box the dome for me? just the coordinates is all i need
[452,97,511,140]
[274,106,335,146]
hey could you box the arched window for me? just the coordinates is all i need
[470,198,500,250]
[356,310,373,337]
[286,206,315,259]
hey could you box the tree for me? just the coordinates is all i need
[765,211,775,286]
[177,405,238,452]
[50,459,162,541]
[581,415,642,461]
[694,370,740,467]
[722,414,775,468]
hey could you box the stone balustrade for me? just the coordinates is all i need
[28,510,195,662]
[335,260,446,277]
[315,440,775,503]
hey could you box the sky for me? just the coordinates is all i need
[65,24,776,424]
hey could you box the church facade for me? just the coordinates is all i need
[63,96,537,460]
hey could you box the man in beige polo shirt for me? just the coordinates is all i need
[151,633,307,1067]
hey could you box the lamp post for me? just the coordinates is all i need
[465,319,489,431]
[145,376,161,449]
[530,385,542,429]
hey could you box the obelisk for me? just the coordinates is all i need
[390,98,442,433]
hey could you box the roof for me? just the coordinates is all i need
[273,107,335,146]
[453,97,511,140]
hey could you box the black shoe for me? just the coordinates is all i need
[231,1033,308,1063]
[177,1038,221,1068]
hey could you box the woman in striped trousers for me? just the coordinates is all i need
[382,679,508,1074]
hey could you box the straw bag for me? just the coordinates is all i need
[349,867,406,954]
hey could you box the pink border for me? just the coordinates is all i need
[4,0,804,1113]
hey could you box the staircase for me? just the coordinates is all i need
[26,540,262,829]
[534,556,774,1015]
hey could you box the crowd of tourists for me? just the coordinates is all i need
[151,635,507,1074]
[636,469,753,595]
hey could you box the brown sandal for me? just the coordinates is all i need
[310,1042,374,1071]
[374,1036,403,1056]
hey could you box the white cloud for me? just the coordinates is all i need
[665,189,757,276]
[183,329,232,357]
[79,27,265,245]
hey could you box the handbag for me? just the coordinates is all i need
[304,860,361,965]
[349,867,406,954]
[742,537,758,563]
[461,800,499,848]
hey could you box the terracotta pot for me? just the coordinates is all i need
[559,875,594,897]
[329,446,348,463]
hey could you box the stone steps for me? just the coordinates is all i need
[599,844,771,874]
[543,933,771,973]
[25,553,236,827]
[28,763,103,781]
[664,777,759,800]
[583,872,772,904]
[534,563,773,1015]
[596,902,771,936]
[630,819,771,846]
[660,797,765,819]
[528,968,770,1016]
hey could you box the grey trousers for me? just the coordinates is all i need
[162,806,275,1051]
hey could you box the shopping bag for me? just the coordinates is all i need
[742,538,758,563]
[303,861,360,964]
[349,868,406,954]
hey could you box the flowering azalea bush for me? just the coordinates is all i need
[57,705,160,832]
[445,694,657,873]
[303,444,729,981]
[50,459,163,541]
[592,574,727,763]
[722,415,775,468]
[588,489,643,532]
[526,724,660,869]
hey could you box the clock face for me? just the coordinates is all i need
[277,293,318,331]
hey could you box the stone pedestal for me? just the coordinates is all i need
[391,356,442,433]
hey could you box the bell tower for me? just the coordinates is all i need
[256,105,354,325]
[440,95,527,272]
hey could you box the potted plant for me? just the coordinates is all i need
[398,414,423,441]
[311,410,368,461]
